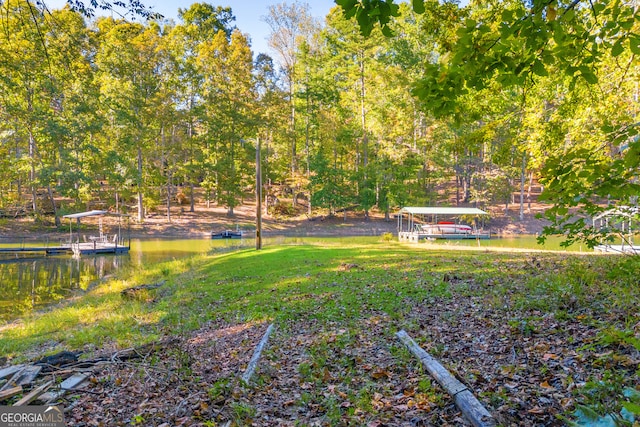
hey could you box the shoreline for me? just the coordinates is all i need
[0,203,550,240]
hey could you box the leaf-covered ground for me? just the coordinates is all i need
[4,240,640,426]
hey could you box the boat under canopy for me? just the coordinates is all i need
[397,206,491,241]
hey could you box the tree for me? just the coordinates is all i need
[340,0,640,246]
[198,30,256,217]
[264,1,319,197]
[165,3,237,212]
[94,18,165,222]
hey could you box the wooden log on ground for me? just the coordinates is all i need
[241,323,274,384]
[14,381,52,406]
[0,386,22,401]
[396,330,496,427]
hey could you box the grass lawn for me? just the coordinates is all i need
[1,237,639,426]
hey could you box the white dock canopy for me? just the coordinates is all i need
[397,206,488,234]
[399,207,488,216]
[62,210,108,219]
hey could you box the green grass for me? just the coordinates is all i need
[1,238,639,423]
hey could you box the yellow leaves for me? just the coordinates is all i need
[539,380,556,391]
[546,4,557,22]
[370,368,391,380]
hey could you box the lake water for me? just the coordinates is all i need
[0,238,247,323]
[0,235,589,323]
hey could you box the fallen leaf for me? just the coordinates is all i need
[371,368,391,380]
[540,381,555,391]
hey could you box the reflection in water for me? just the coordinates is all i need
[0,255,130,322]
[0,238,221,323]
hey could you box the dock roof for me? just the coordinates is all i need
[63,210,108,219]
[399,207,488,216]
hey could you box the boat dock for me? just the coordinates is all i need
[594,244,640,255]
[397,206,491,242]
[0,239,128,256]
[398,231,491,242]
[0,245,71,256]
[0,210,131,258]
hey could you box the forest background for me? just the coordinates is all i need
[0,0,639,245]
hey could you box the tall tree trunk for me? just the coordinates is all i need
[29,131,37,214]
[137,145,144,223]
[305,86,312,216]
[163,127,171,223]
[519,152,526,221]
[290,74,297,207]
[188,121,195,213]
[47,184,60,227]
[360,57,369,221]
[527,171,534,212]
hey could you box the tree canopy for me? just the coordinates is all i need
[0,0,638,250]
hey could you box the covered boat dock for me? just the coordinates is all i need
[592,206,640,255]
[63,210,130,256]
[397,207,491,242]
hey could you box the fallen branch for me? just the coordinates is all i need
[241,323,274,384]
[396,330,496,427]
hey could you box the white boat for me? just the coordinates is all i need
[421,222,472,235]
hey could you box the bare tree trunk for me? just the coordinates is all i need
[360,57,370,221]
[527,171,534,212]
[519,152,526,221]
[137,146,144,223]
[164,127,171,223]
[29,131,37,214]
[47,184,60,227]
[188,120,195,213]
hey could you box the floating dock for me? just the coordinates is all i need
[397,207,491,242]
[398,231,491,242]
[0,240,128,256]
[0,246,71,256]
[594,244,640,255]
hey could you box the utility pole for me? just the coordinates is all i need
[256,138,263,250]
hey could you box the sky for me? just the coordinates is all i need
[45,0,337,57]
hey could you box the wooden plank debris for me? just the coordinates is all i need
[0,365,24,380]
[14,381,52,406]
[38,373,89,403]
[241,323,274,384]
[0,367,25,391]
[16,365,42,386]
[0,386,22,401]
[396,330,496,427]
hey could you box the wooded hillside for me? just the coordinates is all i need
[0,1,637,239]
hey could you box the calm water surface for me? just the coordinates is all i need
[0,235,589,323]
[0,238,244,323]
